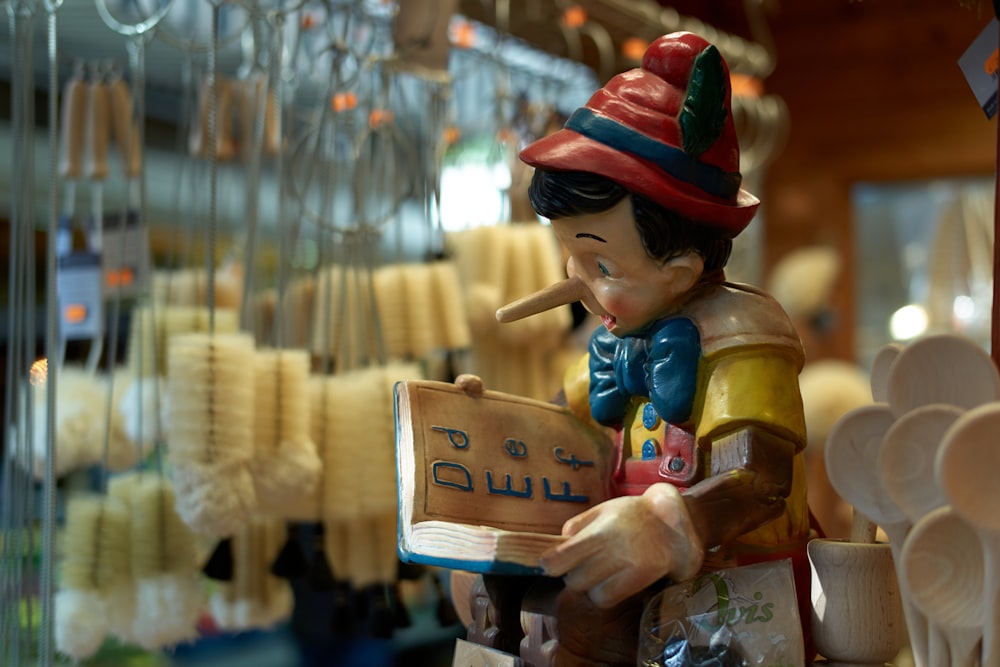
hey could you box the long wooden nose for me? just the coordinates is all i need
[495,276,588,323]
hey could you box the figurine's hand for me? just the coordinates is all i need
[538,483,704,608]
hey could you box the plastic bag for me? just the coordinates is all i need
[637,559,804,667]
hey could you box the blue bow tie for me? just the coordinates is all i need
[614,336,650,399]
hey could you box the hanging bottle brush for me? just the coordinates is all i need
[105,472,141,644]
[430,260,472,352]
[298,375,358,603]
[128,475,203,650]
[55,494,131,661]
[96,367,145,473]
[371,265,410,361]
[166,331,257,537]
[118,371,166,453]
[446,225,506,336]
[350,363,422,637]
[309,265,373,367]
[209,517,293,632]
[19,365,103,480]
[250,347,321,513]
[127,303,240,379]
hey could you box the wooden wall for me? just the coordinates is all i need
[758,0,997,362]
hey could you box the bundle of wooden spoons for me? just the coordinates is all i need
[817,333,1000,667]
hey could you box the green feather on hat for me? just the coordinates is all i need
[680,45,728,159]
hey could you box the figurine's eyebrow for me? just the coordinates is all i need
[576,233,606,243]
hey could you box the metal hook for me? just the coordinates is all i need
[577,19,615,83]
[94,0,174,37]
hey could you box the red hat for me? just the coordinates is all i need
[519,32,758,237]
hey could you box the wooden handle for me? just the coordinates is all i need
[59,75,88,180]
[238,77,254,162]
[189,76,236,160]
[188,78,208,157]
[190,77,237,161]
[84,80,111,181]
[107,76,142,178]
[850,508,878,543]
[239,76,281,160]
[264,86,280,157]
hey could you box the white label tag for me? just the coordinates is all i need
[452,639,521,667]
[57,252,104,340]
[959,17,999,119]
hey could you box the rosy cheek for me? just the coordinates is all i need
[594,288,633,320]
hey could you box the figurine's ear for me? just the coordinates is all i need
[661,253,705,293]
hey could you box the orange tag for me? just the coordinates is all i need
[442,126,461,146]
[369,109,394,128]
[451,20,476,49]
[731,74,764,99]
[331,92,357,113]
[621,37,648,62]
[105,267,134,289]
[985,48,999,77]
[57,250,102,339]
[64,303,88,324]
[561,5,587,28]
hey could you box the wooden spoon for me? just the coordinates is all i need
[937,402,1000,667]
[825,404,905,539]
[880,403,963,524]
[880,404,965,667]
[870,342,903,404]
[902,506,984,667]
[887,333,1000,418]
[824,403,930,667]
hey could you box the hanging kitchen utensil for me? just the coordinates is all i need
[869,342,903,404]
[937,402,1000,667]
[128,475,203,649]
[250,347,320,512]
[54,494,131,661]
[166,330,257,538]
[209,516,294,631]
[879,403,963,526]
[902,506,985,667]
[887,332,1000,418]
[879,404,966,667]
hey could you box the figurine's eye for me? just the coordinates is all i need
[597,261,611,277]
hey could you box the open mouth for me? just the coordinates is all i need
[601,315,617,330]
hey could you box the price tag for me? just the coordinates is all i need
[959,17,999,119]
[57,252,103,341]
[452,639,521,667]
[101,210,151,297]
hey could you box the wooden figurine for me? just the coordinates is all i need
[489,31,812,665]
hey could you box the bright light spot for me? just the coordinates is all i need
[953,295,976,323]
[889,304,928,341]
[440,164,509,232]
[30,358,48,387]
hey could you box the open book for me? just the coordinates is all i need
[394,379,615,574]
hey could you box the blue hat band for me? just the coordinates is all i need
[564,108,741,201]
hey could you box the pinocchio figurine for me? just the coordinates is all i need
[495,31,814,664]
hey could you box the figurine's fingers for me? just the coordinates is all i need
[559,505,603,537]
[538,532,604,577]
[561,553,623,594]
[585,568,658,609]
